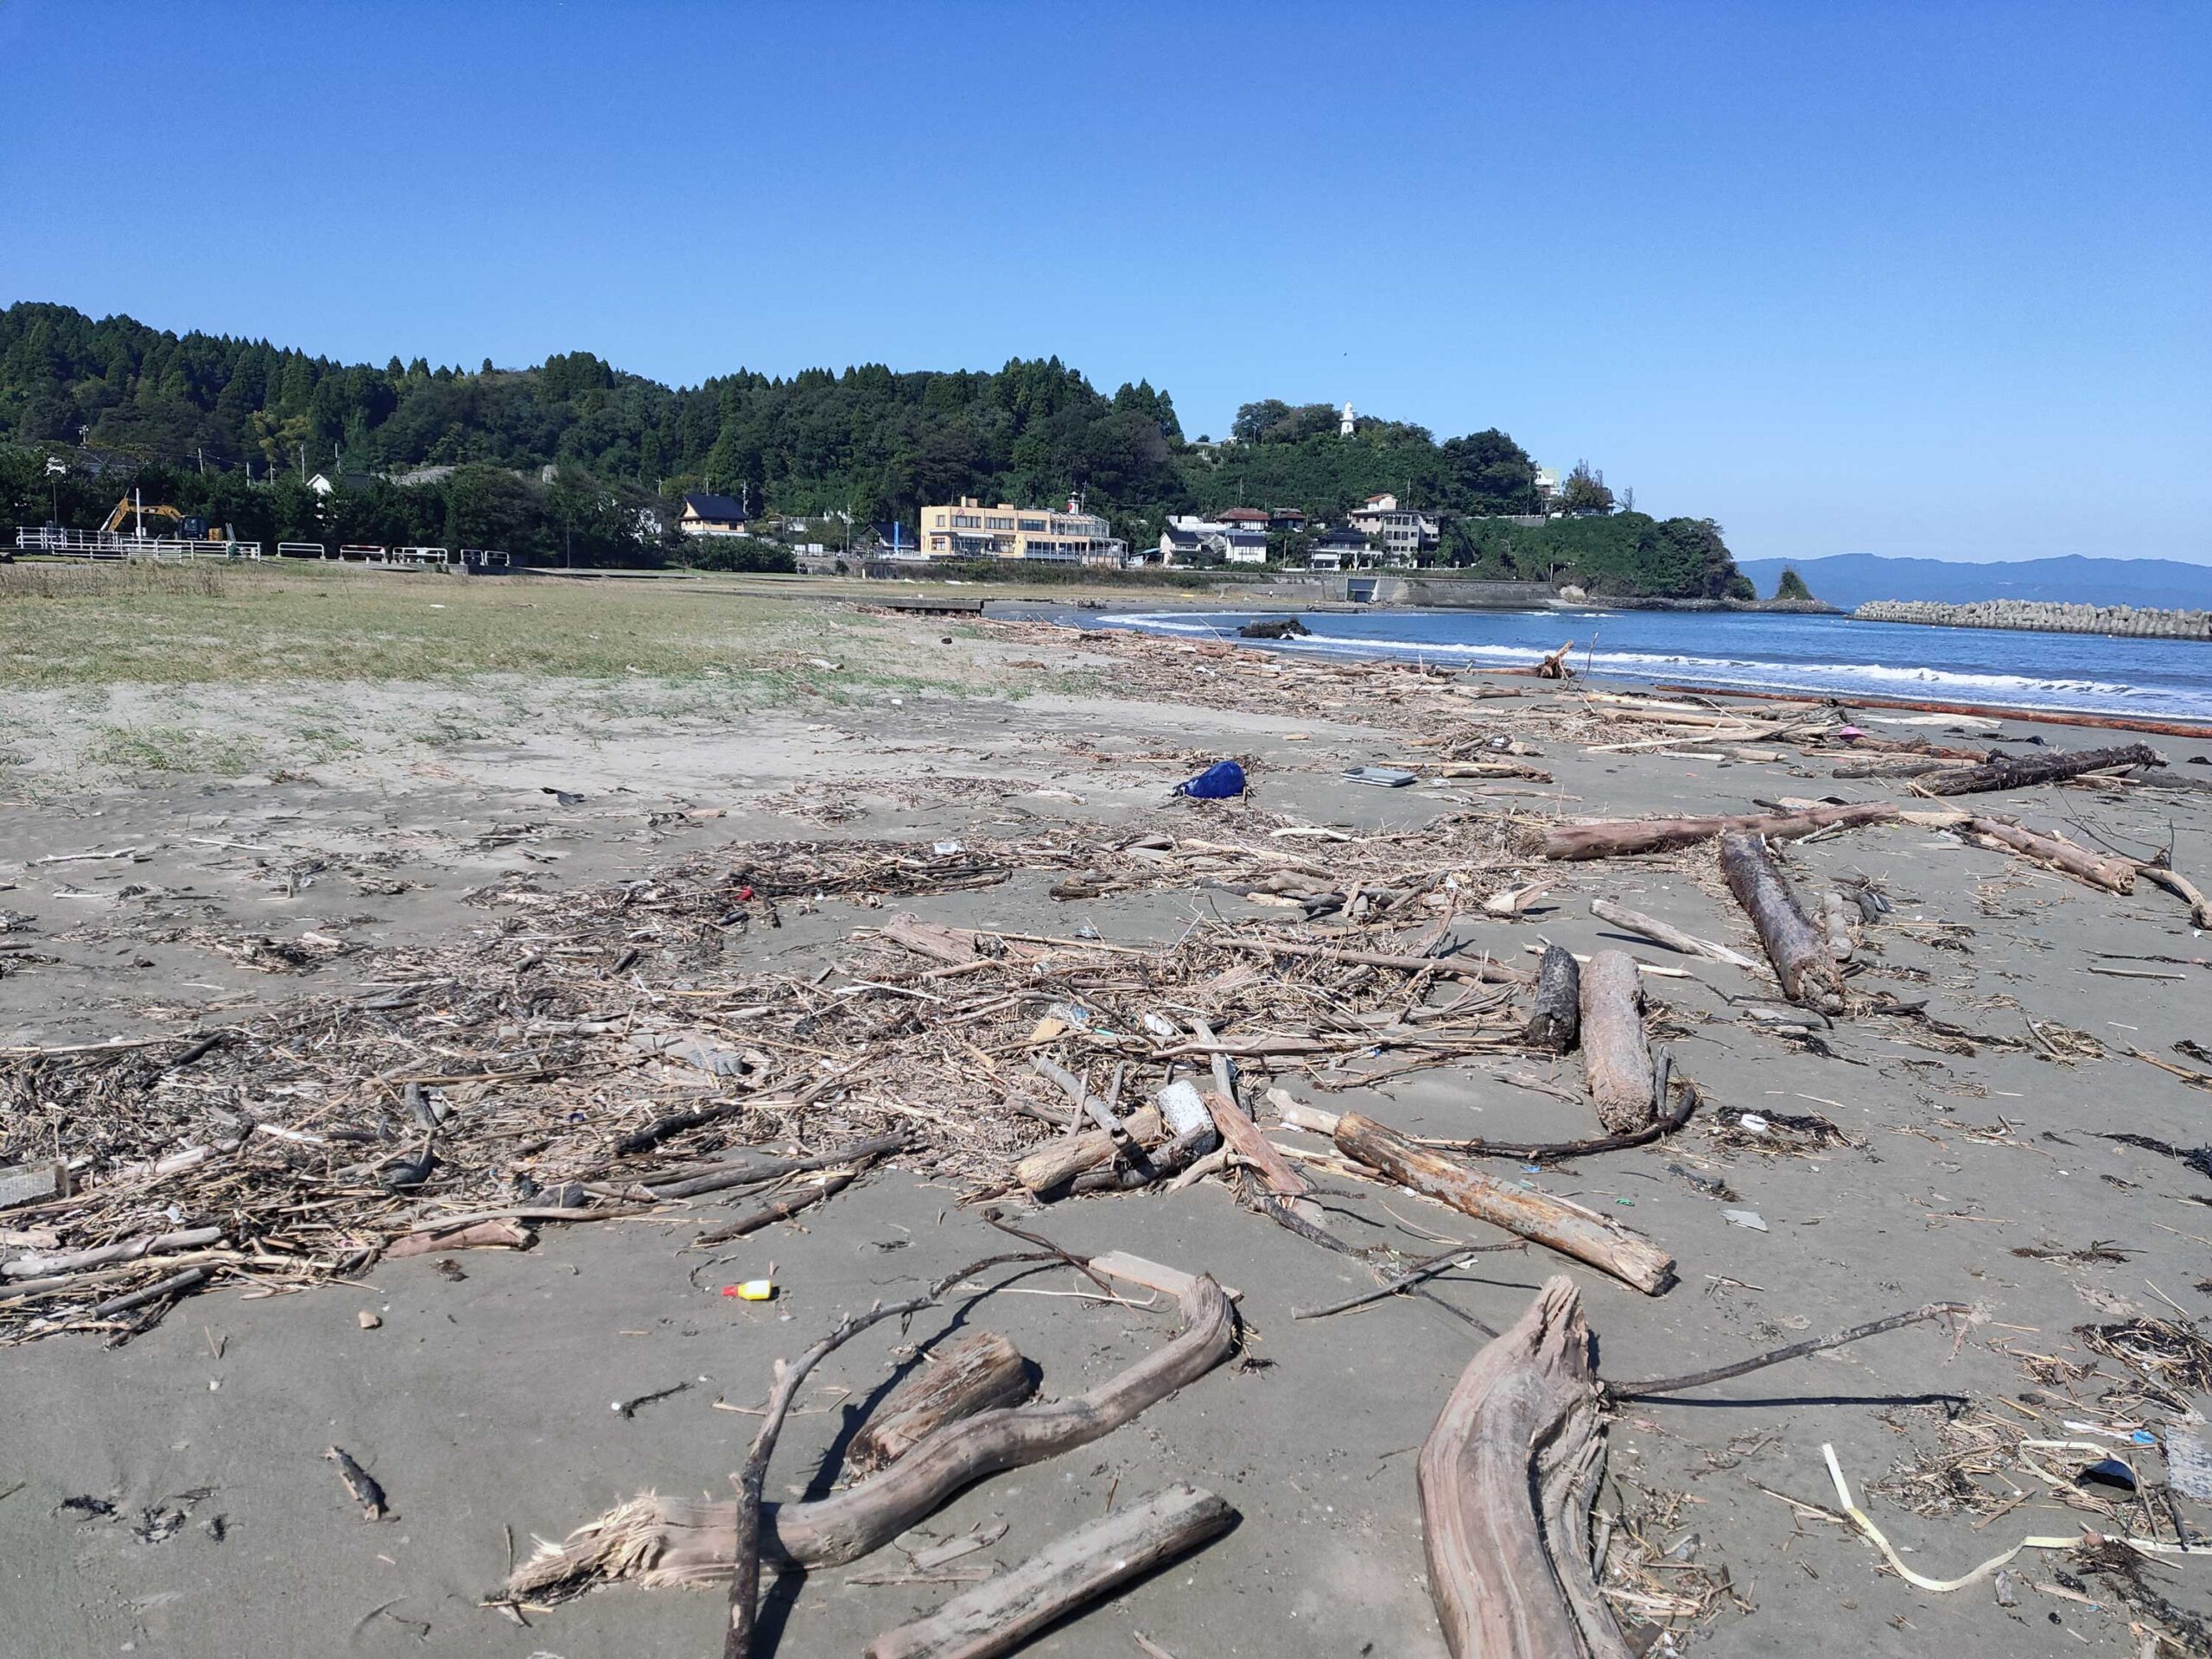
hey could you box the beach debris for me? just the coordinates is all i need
[1579,950,1656,1134]
[862,1484,1236,1659]
[507,1259,1236,1605]
[845,1330,1038,1477]
[1523,942,1581,1052]
[1717,831,1847,1012]
[0,1160,67,1211]
[1540,802,1897,861]
[1416,1278,1615,1658]
[1914,741,2164,796]
[1172,760,1244,799]
[1419,1066,1701,1165]
[1536,641,1575,679]
[1722,1210,1768,1232]
[357,1310,380,1329]
[385,1219,533,1259]
[1344,766,1419,788]
[615,1380,694,1419]
[1815,889,1859,961]
[1332,1112,1676,1294]
[2165,1432,2212,1504]
[1589,898,1761,969]
[722,1281,775,1302]
[1959,816,2138,893]
[325,1446,386,1521]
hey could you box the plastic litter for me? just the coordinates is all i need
[2076,1457,2138,1493]
[1174,760,1246,799]
[723,1280,775,1301]
[2167,1431,2212,1503]
[1738,1113,1770,1135]
[1723,1209,1768,1231]
[1344,766,1418,788]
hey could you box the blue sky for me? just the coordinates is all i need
[3,2,2206,566]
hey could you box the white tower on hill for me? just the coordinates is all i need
[1339,402,1356,436]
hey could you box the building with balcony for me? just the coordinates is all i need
[1347,493,1440,562]
[918,497,1126,565]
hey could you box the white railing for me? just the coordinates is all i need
[15,526,264,560]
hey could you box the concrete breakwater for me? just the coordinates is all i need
[1856,598,2211,640]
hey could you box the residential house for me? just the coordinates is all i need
[1347,493,1440,563]
[1221,531,1268,565]
[1304,524,1370,571]
[679,493,752,537]
[305,471,378,497]
[919,497,1126,565]
[1215,506,1271,532]
[1266,506,1308,532]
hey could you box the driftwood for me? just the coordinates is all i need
[1717,832,1845,1011]
[1817,889,1858,961]
[644,1131,913,1203]
[1422,1072,1700,1164]
[1830,754,1948,779]
[385,1219,533,1259]
[1217,935,1529,984]
[1522,944,1580,1052]
[1961,817,2137,893]
[2138,862,2212,929]
[1419,1276,1628,1659]
[1540,801,1896,861]
[1577,950,1653,1135]
[1332,1114,1675,1294]
[1536,641,1575,679]
[1916,741,2163,796]
[845,1331,1037,1476]
[1588,898,1760,970]
[695,1171,856,1245]
[507,1272,1237,1600]
[864,1484,1236,1659]
[1015,1107,1164,1193]
[1201,1089,1307,1196]
[3,1225,222,1279]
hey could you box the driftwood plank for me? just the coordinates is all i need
[864,1484,1236,1659]
[1420,1276,1628,1659]
[1588,898,1759,970]
[1577,950,1653,1135]
[1332,1114,1675,1295]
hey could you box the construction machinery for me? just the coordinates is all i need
[99,491,188,537]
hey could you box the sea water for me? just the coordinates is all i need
[1092,608,2212,725]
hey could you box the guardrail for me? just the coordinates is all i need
[15,526,264,560]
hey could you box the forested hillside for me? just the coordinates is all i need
[0,301,1745,592]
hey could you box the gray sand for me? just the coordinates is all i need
[5,624,2210,1658]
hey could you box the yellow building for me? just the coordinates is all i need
[918,497,1126,565]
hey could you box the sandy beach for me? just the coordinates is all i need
[5,576,2212,1659]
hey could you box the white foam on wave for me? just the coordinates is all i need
[1097,613,2212,721]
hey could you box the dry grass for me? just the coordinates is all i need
[0,562,1001,694]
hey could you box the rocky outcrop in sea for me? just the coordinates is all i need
[1856,599,2211,639]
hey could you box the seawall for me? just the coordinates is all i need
[1855,599,2211,640]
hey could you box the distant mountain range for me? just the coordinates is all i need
[1738,553,2212,611]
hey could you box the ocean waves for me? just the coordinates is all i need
[1097,610,2212,722]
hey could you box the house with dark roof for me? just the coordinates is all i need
[679,493,751,537]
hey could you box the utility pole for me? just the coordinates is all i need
[298,443,308,482]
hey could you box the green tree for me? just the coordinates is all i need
[1774,567,1815,601]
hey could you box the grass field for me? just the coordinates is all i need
[0,562,1012,692]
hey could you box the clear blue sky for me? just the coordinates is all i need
[3,2,2205,565]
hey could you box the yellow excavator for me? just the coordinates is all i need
[100,493,188,537]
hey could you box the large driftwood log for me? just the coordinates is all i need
[1577,950,1654,1135]
[1716,832,1845,1011]
[506,1274,1237,1599]
[1916,741,2162,796]
[1420,1277,1628,1659]
[1540,801,1896,861]
[1201,1088,1308,1196]
[1332,1114,1675,1295]
[1587,898,1760,970]
[1962,817,2137,893]
[1828,754,1949,779]
[864,1484,1236,1659]
[1014,1107,1164,1193]
[1522,944,1581,1052]
[847,1331,1039,1476]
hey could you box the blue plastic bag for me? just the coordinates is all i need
[1175,760,1246,799]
